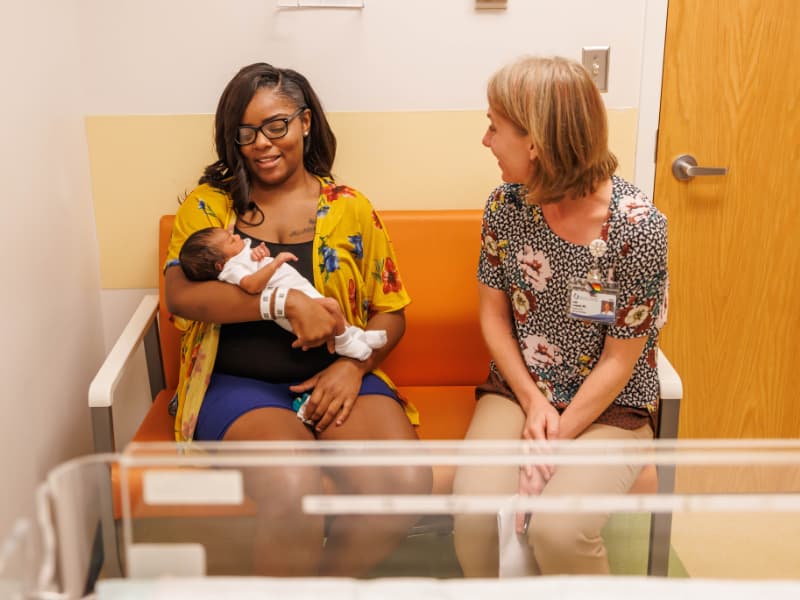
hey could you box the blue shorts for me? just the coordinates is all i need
[195,372,400,441]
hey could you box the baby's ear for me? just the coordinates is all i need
[215,260,225,272]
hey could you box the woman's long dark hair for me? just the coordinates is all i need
[199,63,337,219]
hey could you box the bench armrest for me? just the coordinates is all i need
[656,348,682,401]
[656,348,682,440]
[88,295,163,452]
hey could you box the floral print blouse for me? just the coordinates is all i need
[478,176,668,418]
[164,176,413,441]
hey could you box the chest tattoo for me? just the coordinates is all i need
[289,219,316,238]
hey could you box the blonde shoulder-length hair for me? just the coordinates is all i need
[487,55,618,204]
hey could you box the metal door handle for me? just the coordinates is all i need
[672,154,728,181]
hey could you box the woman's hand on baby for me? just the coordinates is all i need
[285,291,337,351]
[250,242,271,261]
[289,360,363,432]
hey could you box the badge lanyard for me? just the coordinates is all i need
[567,237,619,325]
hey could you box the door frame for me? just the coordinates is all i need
[634,0,668,200]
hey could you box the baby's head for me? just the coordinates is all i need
[179,227,245,281]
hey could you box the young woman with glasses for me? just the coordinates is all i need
[163,63,431,576]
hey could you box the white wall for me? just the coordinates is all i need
[0,0,104,538]
[78,0,646,114]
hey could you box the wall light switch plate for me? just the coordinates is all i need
[581,46,610,92]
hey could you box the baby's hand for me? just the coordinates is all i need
[250,242,270,261]
[273,252,299,267]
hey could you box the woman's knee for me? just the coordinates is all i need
[528,513,604,570]
[453,462,518,497]
[244,465,324,508]
[334,463,432,496]
[395,463,433,495]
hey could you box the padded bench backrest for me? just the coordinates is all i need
[378,210,488,386]
[157,209,489,390]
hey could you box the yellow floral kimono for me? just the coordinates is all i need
[164,176,415,441]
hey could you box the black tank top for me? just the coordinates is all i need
[213,230,337,383]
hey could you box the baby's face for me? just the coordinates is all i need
[213,229,246,260]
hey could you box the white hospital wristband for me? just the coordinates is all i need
[259,287,275,320]
[274,287,289,319]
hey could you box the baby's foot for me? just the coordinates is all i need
[335,327,373,361]
[363,329,387,349]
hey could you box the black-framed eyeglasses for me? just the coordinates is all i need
[235,106,307,145]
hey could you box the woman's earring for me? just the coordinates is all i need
[303,131,309,137]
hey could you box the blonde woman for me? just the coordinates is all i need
[453,56,668,575]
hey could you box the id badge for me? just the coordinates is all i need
[567,277,619,324]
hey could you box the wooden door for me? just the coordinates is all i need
[655,0,800,438]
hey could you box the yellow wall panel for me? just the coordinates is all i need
[87,109,637,289]
[86,115,216,290]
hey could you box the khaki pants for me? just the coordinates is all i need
[452,393,653,576]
